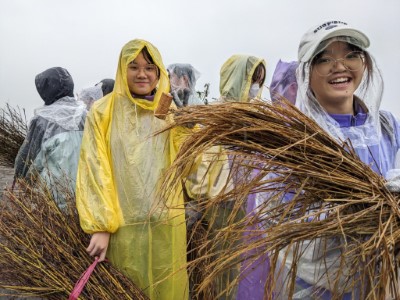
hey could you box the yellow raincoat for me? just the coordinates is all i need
[76,39,188,299]
[220,54,266,102]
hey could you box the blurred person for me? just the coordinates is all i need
[79,79,115,110]
[77,84,103,110]
[219,54,266,103]
[96,78,115,96]
[218,54,270,300]
[269,60,298,104]
[167,63,203,107]
[14,67,86,208]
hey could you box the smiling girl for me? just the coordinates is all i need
[76,39,188,300]
[275,20,400,299]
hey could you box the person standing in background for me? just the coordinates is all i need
[14,66,86,208]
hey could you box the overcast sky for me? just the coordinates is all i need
[1,0,399,120]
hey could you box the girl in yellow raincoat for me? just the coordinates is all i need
[76,39,188,299]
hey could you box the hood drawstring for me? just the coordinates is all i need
[134,103,139,137]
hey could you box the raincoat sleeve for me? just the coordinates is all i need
[14,117,46,179]
[184,146,233,200]
[76,106,122,234]
[168,123,232,200]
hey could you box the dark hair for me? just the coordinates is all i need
[128,46,160,95]
[252,63,266,85]
[141,46,160,78]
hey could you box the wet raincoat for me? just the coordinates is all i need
[273,34,400,299]
[220,54,265,102]
[269,60,298,104]
[76,39,188,299]
[167,63,203,106]
[219,55,269,300]
[14,67,86,208]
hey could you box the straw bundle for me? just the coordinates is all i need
[0,178,148,299]
[0,104,27,167]
[160,100,400,299]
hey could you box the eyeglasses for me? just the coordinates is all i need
[128,63,158,75]
[312,51,365,76]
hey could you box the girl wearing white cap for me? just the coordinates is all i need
[275,20,400,299]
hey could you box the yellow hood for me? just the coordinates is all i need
[219,54,266,102]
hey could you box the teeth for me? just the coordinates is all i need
[330,77,349,84]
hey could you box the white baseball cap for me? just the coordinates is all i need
[298,20,370,62]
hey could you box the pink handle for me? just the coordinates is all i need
[68,257,100,300]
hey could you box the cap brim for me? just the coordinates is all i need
[301,28,370,62]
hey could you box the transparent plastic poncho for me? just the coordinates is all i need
[295,37,384,150]
[77,84,103,110]
[274,36,400,297]
[167,63,203,106]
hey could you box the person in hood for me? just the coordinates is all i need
[269,60,298,104]
[77,84,103,110]
[167,63,203,107]
[219,54,266,102]
[95,78,115,96]
[216,54,270,299]
[75,39,189,299]
[78,79,115,110]
[267,20,400,299]
[14,67,86,208]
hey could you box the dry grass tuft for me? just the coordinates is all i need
[160,100,400,299]
[0,178,148,299]
[0,104,27,167]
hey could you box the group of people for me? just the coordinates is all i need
[13,19,400,300]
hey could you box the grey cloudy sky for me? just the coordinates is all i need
[1,0,399,120]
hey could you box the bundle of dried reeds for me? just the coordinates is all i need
[0,104,27,167]
[0,178,148,300]
[161,100,400,299]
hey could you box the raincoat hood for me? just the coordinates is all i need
[76,38,189,298]
[78,85,104,110]
[35,67,74,105]
[270,60,298,104]
[295,35,384,149]
[114,39,169,111]
[219,55,266,102]
[96,78,115,96]
[167,63,203,106]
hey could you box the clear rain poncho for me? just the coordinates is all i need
[295,36,400,175]
[274,36,400,299]
[14,67,86,208]
[269,60,298,104]
[219,55,266,102]
[77,84,103,110]
[75,39,188,299]
[167,63,203,106]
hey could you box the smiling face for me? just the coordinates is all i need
[310,41,365,114]
[127,50,159,97]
